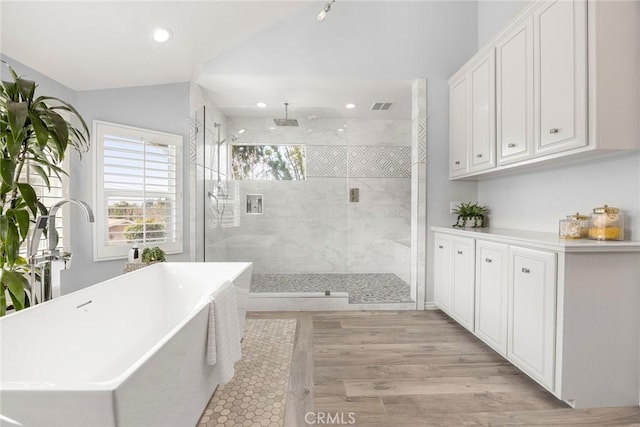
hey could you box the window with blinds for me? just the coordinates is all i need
[94,121,183,261]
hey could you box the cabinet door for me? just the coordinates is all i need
[469,50,496,172]
[451,237,475,331]
[496,16,534,165]
[433,234,452,314]
[449,75,469,177]
[534,0,587,156]
[475,241,508,356]
[508,247,557,390]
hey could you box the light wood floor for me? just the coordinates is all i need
[248,310,640,427]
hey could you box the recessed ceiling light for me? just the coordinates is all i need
[238,129,246,135]
[337,128,345,132]
[153,27,172,43]
[268,126,276,130]
[345,103,356,109]
[256,102,267,108]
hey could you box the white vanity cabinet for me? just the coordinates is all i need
[433,234,475,332]
[449,0,639,179]
[433,234,453,313]
[450,237,475,331]
[432,226,640,408]
[474,241,508,356]
[507,246,557,390]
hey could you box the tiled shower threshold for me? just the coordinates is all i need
[250,273,414,304]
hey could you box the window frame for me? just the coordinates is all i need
[93,120,184,261]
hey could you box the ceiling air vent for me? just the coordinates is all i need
[371,102,395,111]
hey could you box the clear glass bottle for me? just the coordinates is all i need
[589,205,624,241]
[559,213,589,239]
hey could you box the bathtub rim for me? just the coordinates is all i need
[0,262,252,392]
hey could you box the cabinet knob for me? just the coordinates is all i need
[522,267,531,274]
[549,128,559,134]
[457,250,463,255]
[507,143,516,148]
[485,258,492,263]
[476,154,483,158]
[438,245,444,249]
[454,160,461,165]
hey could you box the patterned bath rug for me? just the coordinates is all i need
[197,318,297,427]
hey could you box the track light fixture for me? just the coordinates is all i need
[317,0,336,22]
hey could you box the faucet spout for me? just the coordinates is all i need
[47,199,95,251]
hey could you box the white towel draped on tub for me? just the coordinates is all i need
[207,281,242,384]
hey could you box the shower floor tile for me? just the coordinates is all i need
[250,273,414,304]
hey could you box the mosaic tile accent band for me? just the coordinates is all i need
[306,145,411,178]
[198,319,297,427]
[348,145,411,178]
[417,117,427,164]
[306,145,347,177]
[189,117,199,164]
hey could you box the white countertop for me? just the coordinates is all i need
[431,226,640,253]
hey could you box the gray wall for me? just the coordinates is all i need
[67,83,191,292]
[1,55,77,102]
[475,1,640,240]
[2,56,192,292]
[477,0,528,48]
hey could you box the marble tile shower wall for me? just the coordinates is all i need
[205,117,411,277]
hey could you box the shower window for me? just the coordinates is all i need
[231,145,306,180]
[93,121,183,261]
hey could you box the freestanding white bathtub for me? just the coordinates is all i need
[0,262,252,427]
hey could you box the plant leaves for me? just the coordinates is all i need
[0,158,16,187]
[5,221,20,265]
[1,269,27,310]
[44,110,69,156]
[7,208,30,241]
[38,96,89,142]
[29,111,50,148]
[0,216,8,239]
[5,101,28,146]
[15,77,36,102]
[0,289,6,316]
[30,164,51,190]
[16,183,38,217]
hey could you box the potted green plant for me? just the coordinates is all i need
[141,246,166,264]
[0,62,89,315]
[452,202,488,228]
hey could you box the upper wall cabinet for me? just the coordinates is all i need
[449,50,496,179]
[449,0,639,180]
[449,74,469,177]
[496,16,534,165]
[533,0,587,156]
[469,51,496,173]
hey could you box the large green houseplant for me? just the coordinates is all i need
[0,62,89,315]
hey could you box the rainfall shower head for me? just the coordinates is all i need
[274,102,299,127]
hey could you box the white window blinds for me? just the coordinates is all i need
[94,121,183,261]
